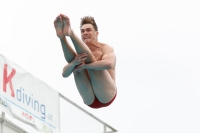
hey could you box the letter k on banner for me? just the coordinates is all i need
[3,64,16,97]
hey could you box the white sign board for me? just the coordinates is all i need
[0,54,60,133]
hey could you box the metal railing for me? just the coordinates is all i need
[0,112,28,133]
[59,93,117,133]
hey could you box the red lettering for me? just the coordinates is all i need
[3,64,16,97]
[29,116,32,120]
[22,112,33,121]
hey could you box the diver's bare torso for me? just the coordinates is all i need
[88,42,116,82]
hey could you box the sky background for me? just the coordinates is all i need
[0,0,200,133]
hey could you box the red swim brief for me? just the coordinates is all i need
[87,92,117,109]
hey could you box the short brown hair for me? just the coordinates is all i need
[80,16,98,31]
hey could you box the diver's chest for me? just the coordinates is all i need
[92,49,103,61]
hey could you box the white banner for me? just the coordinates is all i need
[0,54,60,133]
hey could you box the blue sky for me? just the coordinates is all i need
[0,0,200,133]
